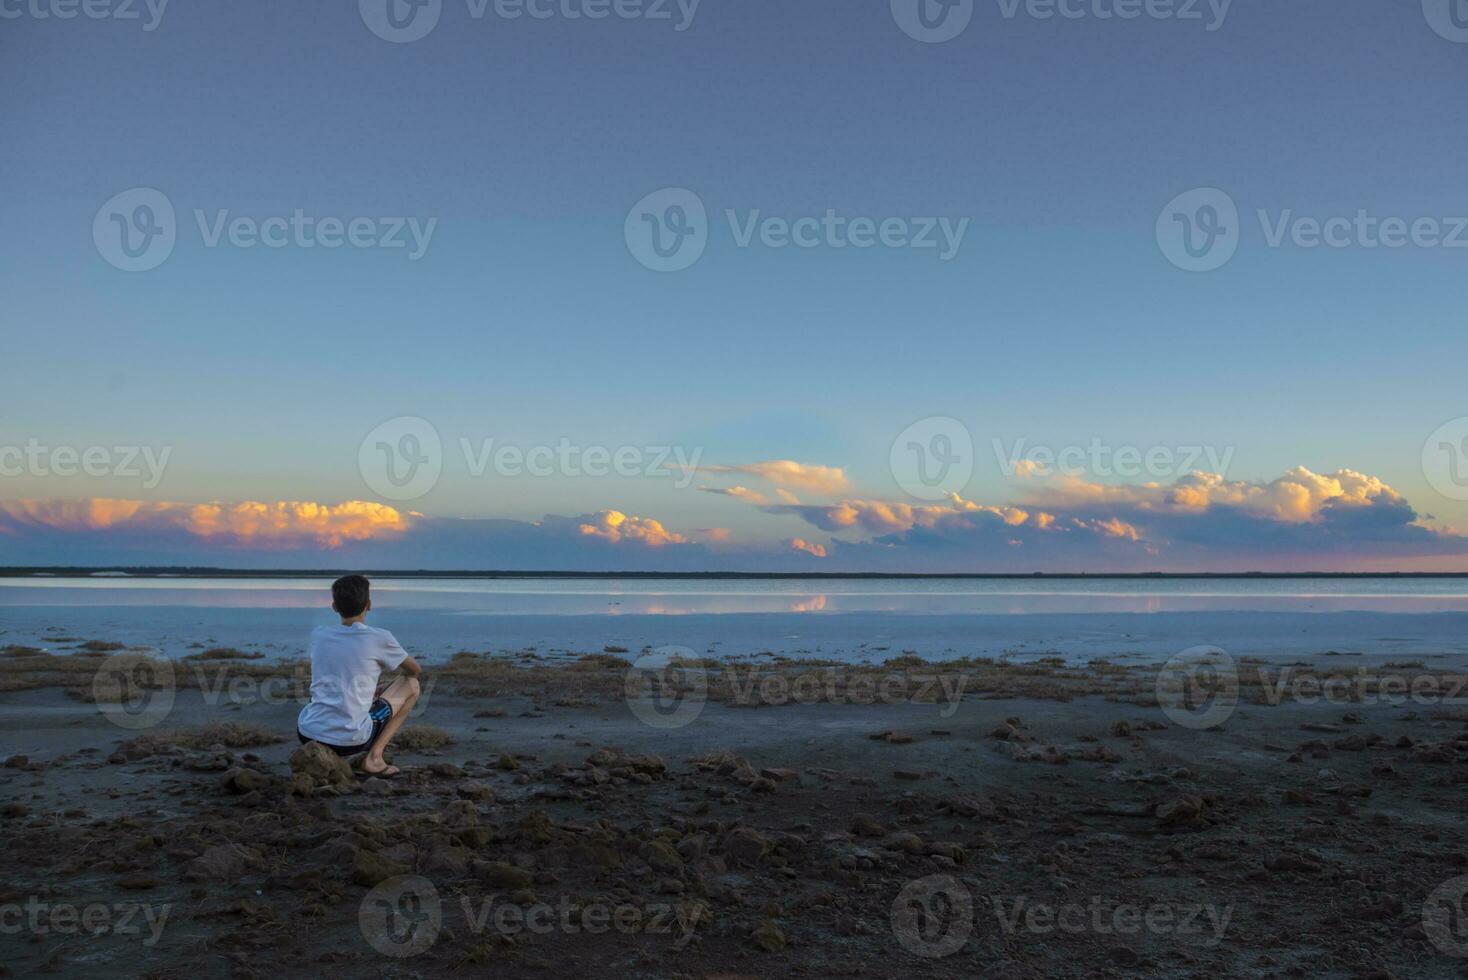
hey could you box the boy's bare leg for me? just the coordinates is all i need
[362,674,420,777]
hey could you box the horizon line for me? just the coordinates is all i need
[4,567,1468,580]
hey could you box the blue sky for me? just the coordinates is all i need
[3,0,1468,570]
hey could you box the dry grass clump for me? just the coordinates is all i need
[122,723,285,755]
[570,653,631,670]
[183,647,264,661]
[78,640,127,652]
[393,726,455,751]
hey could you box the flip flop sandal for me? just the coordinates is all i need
[356,764,401,780]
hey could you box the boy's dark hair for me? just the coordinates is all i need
[331,574,371,618]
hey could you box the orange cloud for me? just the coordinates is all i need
[704,460,851,497]
[1038,467,1406,524]
[0,498,411,549]
[577,510,688,547]
[699,485,769,505]
[789,537,828,558]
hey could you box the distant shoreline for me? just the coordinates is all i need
[3,567,1468,580]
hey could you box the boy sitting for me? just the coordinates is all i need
[296,574,422,778]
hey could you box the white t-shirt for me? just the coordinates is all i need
[296,623,409,746]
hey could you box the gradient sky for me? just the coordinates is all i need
[3,0,1468,570]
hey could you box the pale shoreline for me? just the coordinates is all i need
[5,606,1468,668]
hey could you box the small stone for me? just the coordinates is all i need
[353,849,409,887]
[221,767,269,794]
[750,919,786,952]
[477,861,533,890]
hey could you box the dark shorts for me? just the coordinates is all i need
[297,697,392,756]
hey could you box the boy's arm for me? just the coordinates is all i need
[398,655,423,677]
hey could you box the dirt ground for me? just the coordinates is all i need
[3,644,1468,978]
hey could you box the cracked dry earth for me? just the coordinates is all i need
[3,664,1468,978]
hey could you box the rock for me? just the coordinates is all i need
[477,861,533,890]
[117,874,161,890]
[850,814,886,838]
[760,767,800,782]
[361,778,393,796]
[750,777,777,793]
[425,846,472,877]
[925,842,966,864]
[750,919,786,952]
[722,827,773,866]
[1264,851,1324,874]
[353,849,408,887]
[288,773,315,797]
[290,742,354,789]
[221,767,270,794]
[457,781,495,801]
[4,755,28,768]
[186,843,257,881]
[429,762,464,778]
[642,840,684,873]
[1155,796,1210,829]
[676,834,708,861]
[893,770,926,781]
[2,803,28,819]
[496,754,520,771]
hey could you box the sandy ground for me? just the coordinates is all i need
[3,645,1468,978]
